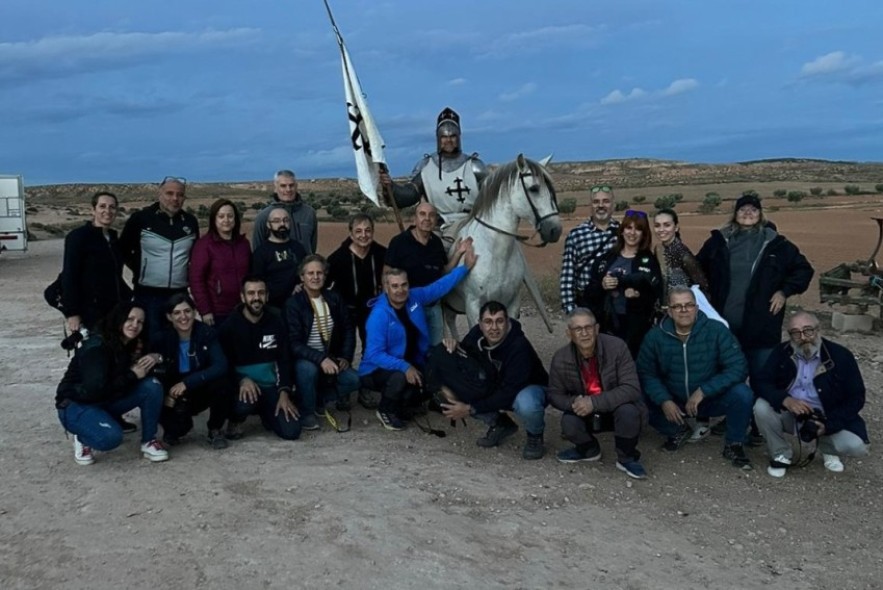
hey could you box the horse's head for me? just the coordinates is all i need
[514,153,562,244]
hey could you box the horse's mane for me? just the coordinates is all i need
[469,158,553,219]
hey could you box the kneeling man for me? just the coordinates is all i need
[548,308,648,479]
[753,311,869,477]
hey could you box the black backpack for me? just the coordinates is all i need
[44,273,64,312]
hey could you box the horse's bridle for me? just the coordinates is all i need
[473,169,560,247]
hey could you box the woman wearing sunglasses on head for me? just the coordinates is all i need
[584,209,663,358]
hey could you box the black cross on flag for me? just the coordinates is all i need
[445,177,471,203]
[347,101,373,158]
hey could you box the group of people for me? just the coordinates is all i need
[53,107,870,482]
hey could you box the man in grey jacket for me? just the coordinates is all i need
[548,308,648,479]
[252,170,318,254]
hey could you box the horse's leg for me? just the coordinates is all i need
[518,248,555,333]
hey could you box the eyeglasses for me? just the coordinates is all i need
[624,209,648,219]
[569,324,597,334]
[669,303,697,312]
[591,185,612,193]
[788,326,818,338]
[161,176,187,186]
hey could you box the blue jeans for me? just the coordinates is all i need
[57,377,164,450]
[648,383,753,445]
[294,359,360,414]
[230,385,301,440]
[475,385,547,436]
[744,347,773,387]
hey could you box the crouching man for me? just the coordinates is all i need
[548,308,648,479]
[753,311,869,477]
[428,301,548,459]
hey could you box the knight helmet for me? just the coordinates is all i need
[436,107,461,153]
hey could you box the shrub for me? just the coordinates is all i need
[670,193,684,202]
[251,202,263,210]
[773,189,787,198]
[876,184,883,193]
[809,187,823,196]
[614,200,630,212]
[330,207,349,220]
[786,191,806,202]
[697,203,716,214]
[558,198,577,215]
[826,189,838,196]
[197,204,210,218]
[703,192,722,207]
[741,189,758,198]
[844,185,861,195]
[654,195,678,210]
[632,195,646,204]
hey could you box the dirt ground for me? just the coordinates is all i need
[1,209,882,589]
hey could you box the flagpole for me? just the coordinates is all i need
[323,0,404,230]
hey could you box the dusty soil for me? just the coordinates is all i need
[1,210,882,589]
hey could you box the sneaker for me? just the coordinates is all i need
[476,414,518,448]
[141,439,170,462]
[225,421,245,440]
[300,413,320,431]
[207,429,229,450]
[767,454,792,478]
[376,410,405,431]
[358,388,380,409]
[163,435,182,447]
[662,424,692,452]
[616,460,648,480]
[522,433,545,460]
[823,454,844,473]
[556,446,602,464]
[722,443,752,470]
[115,415,138,434]
[323,407,351,433]
[73,435,95,466]
[687,423,711,443]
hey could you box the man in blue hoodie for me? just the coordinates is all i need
[359,248,477,431]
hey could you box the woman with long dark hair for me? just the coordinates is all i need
[55,302,168,465]
[652,208,708,297]
[585,210,663,358]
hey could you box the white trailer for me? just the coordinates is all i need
[0,175,27,252]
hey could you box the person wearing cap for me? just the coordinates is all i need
[697,193,814,387]
[379,107,487,232]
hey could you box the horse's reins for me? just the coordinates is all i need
[471,169,559,248]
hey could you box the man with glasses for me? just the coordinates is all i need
[637,287,754,469]
[252,170,318,254]
[559,184,620,314]
[752,312,869,477]
[252,207,308,309]
[548,308,648,479]
[120,176,199,342]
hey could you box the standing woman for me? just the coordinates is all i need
[55,303,169,465]
[697,194,813,383]
[189,199,251,327]
[61,191,132,333]
[585,210,663,358]
[652,208,709,297]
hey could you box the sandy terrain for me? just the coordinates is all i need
[1,212,882,589]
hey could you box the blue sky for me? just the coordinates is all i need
[3,0,882,184]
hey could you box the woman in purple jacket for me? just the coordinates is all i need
[188,199,251,327]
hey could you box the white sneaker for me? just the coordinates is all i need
[73,435,95,466]
[823,453,844,473]
[141,439,170,462]
[688,424,711,443]
[767,454,791,478]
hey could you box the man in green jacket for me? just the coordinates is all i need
[637,287,754,469]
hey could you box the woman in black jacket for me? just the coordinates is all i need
[152,293,231,449]
[585,210,663,358]
[55,302,168,465]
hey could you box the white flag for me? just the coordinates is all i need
[338,41,386,206]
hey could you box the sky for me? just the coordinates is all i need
[3,0,882,185]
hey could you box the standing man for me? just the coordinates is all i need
[430,301,549,460]
[380,107,487,231]
[385,201,471,345]
[252,206,308,309]
[218,276,301,441]
[326,213,387,350]
[753,312,869,477]
[559,185,620,314]
[120,176,199,341]
[252,170,317,254]
[286,255,360,432]
[548,308,648,479]
[637,287,754,469]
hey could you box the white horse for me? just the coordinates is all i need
[443,153,562,335]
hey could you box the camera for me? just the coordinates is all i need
[60,329,87,351]
[151,355,173,378]
[798,408,826,443]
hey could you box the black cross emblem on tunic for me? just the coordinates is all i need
[347,101,373,158]
[445,177,471,203]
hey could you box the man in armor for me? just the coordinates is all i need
[380,107,487,232]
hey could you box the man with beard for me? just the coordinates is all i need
[753,312,869,477]
[559,185,621,314]
[218,276,301,440]
[252,170,317,254]
[252,207,308,309]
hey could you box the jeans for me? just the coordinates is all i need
[648,383,754,445]
[57,377,164,450]
[561,402,643,462]
[753,398,870,459]
[474,385,547,436]
[361,368,424,416]
[294,359,360,414]
[230,385,302,440]
[744,347,774,387]
[424,303,444,347]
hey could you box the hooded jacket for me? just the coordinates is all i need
[326,237,387,308]
[251,194,317,254]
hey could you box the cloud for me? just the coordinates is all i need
[800,51,857,76]
[600,77,699,105]
[799,50,883,85]
[600,88,646,105]
[499,82,537,102]
[661,78,699,96]
[479,24,603,58]
[447,78,467,86]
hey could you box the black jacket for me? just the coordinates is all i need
[754,338,868,442]
[61,223,132,328]
[150,321,228,390]
[218,306,293,392]
[285,288,356,366]
[326,238,387,308]
[55,336,140,408]
[697,227,813,349]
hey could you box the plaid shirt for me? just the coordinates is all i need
[559,218,620,313]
